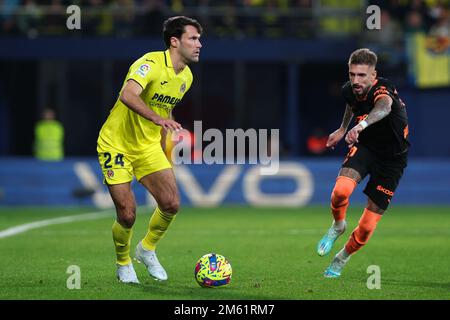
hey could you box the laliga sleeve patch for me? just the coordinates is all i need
[135,64,150,77]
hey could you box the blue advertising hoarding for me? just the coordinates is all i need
[0,158,449,207]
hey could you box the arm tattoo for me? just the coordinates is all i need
[365,96,392,126]
[341,104,354,130]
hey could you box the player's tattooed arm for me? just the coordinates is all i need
[327,104,353,149]
[345,96,393,147]
[365,95,393,126]
[340,104,354,130]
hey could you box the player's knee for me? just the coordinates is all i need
[118,210,136,228]
[115,204,136,228]
[159,197,180,215]
[331,178,356,207]
[331,186,350,207]
[118,214,135,228]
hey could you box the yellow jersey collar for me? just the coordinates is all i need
[164,49,187,76]
[164,49,173,68]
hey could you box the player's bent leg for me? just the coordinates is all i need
[108,183,137,270]
[323,196,384,278]
[107,182,141,283]
[140,168,180,214]
[108,182,137,229]
[331,173,359,222]
[135,169,179,281]
[317,172,359,256]
[344,199,383,255]
[139,168,179,250]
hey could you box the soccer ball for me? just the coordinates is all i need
[194,253,232,288]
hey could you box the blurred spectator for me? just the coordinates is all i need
[429,8,450,38]
[210,0,239,38]
[82,0,109,35]
[365,9,403,46]
[111,0,135,37]
[287,0,314,38]
[135,0,166,36]
[362,9,404,67]
[16,0,42,38]
[170,0,183,14]
[41,0,66,36]
[427,7,450,53]
[260,0,289,38]
[2,0,443,40]
[1,0,21,36]
[193,0,213,37]
[404,9,427,34]
[318,0,362,37]
[34,108,65,161]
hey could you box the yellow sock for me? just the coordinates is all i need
[112,221,133,266]
[142,207,176,251]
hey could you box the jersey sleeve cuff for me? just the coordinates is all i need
[126,77,146,90]
[374,93,391,103]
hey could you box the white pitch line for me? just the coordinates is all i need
[0,210,114,239]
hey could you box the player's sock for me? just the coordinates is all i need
[330,176,357,229]
[112,220,133,266]
[345,208,382,254]
[336,247,351,261]
[142,207,176,251]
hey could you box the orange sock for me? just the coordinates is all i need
[331,176,357,222]
[345,208,382,255]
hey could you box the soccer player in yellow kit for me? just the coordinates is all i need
[97,16,202,283]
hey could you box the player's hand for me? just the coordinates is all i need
[154,117,183,132]
[345,123,364,148]
[326,128,346,150]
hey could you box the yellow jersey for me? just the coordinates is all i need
[97,49,193,154]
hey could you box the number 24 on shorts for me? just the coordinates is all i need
[103,152,125,168]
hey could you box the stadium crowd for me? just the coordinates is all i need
[0,1,448,39]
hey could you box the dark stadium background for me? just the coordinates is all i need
[1,0,449,159]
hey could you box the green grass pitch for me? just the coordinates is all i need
[0,206,449,300]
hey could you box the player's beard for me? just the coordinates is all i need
[180,51,198,65]
[353,84,370,97]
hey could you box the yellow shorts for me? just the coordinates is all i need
[97,144,172,185]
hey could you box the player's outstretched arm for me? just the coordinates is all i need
[345,95,393,147]
[364,95,393,126]
[327,104,353,149]
[120,79,182,131]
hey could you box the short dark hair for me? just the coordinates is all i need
[348,48,377,67]
[163,16,203,48]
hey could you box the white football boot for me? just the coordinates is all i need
[317,220,347,256]
[116,263,140,284]
[324,248,351,278]
[135,241,168,281]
